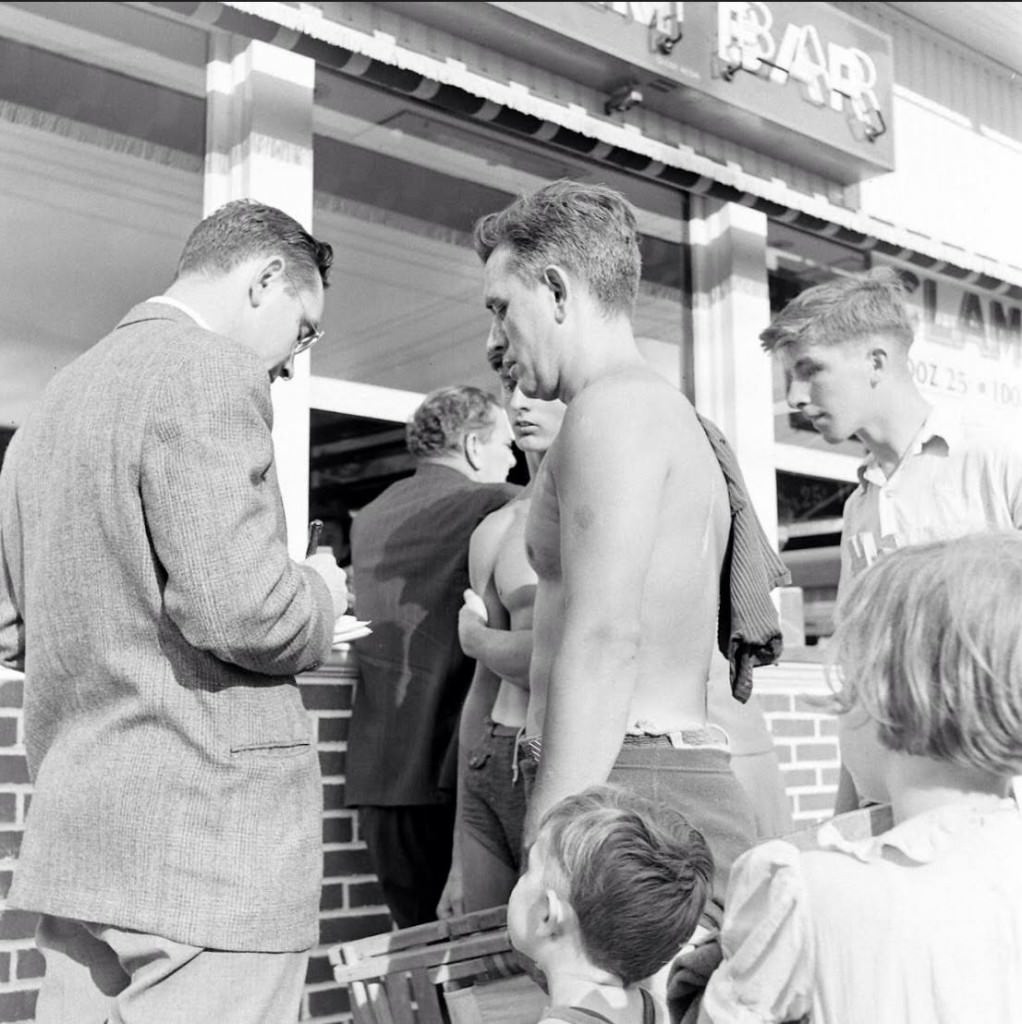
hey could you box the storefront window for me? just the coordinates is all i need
[308,70,689,521]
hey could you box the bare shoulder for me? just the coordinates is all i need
[561,369,698,448]
[468,498,518,583]
[472,499,518,547]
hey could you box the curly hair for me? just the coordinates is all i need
[473,180,641,316]
[175,199,333,292]
[760,266,913,353]
[538,785,713,987]
[406,386,502,459]
[828,532,1022,777]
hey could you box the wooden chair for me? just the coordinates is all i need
[331,807,896,1024]
[329,905,547,1024]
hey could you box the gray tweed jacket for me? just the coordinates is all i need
[0,302,333,951]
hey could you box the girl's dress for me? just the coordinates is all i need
[701,795,1022,1023]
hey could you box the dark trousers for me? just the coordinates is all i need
[358,803,457,929]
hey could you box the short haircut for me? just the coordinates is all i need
[473,180,641,316]
[538,785,713,987]
[829,532,1022,777]
[176,199,334,292]
[406,386,502,459]
[759,266,914,354]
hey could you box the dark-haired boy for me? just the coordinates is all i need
[508,785,712,1024]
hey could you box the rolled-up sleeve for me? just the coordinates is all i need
[700,841,813,1024]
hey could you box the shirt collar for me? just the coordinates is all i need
[817,795,1019,865]
[145,295,212,332]
[857,403,964,486]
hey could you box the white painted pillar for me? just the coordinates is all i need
[688,196,778,549]
[204,35,315,559]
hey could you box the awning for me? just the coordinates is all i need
[148,0,1022,299]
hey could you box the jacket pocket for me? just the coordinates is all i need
[225,681,312,754]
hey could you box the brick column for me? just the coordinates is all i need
[0,670,43,1022]
[297,650,391,1022]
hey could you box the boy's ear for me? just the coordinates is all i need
[541,889,567,939]
[867,344,889,384]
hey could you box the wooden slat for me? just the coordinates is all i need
[333,930,512,983]
[430,952,520,988]
[349,982,377,1024]
[333,906,509,971]
[448,906,507,936]
[409,968,445,1024]
[365,980,398,1024]
[383,974,416,1024]
[442,984,484,1024]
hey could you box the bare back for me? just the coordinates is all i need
[525,368,729,740]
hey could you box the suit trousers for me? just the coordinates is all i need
[358,803,457,929]
[34,915,309,1024]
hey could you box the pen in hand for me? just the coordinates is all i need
[306,519,324,558]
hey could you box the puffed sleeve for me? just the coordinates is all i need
[699,841,813,1024]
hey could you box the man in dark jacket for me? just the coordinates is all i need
[347,385,518,927]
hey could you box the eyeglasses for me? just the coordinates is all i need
[284,269,324,357]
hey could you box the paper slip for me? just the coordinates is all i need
[332,615,372,646]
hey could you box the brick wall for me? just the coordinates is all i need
[755,659,840,824]
[0,671,40,1024]
[300,651,392,1023]
[0,654,835,1022]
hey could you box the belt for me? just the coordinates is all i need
[486,718,524,738]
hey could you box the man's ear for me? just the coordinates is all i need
[249,257,285,308]
[867,345,889,384]
[464,432,481,471]
[542,265,569,324]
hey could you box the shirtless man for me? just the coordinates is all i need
[439,345,567,916]
[473,181,759,913]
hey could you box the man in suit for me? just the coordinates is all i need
[347,386,518,928]
[0,200,348,1023]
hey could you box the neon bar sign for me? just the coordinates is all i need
[716,1,885,139]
